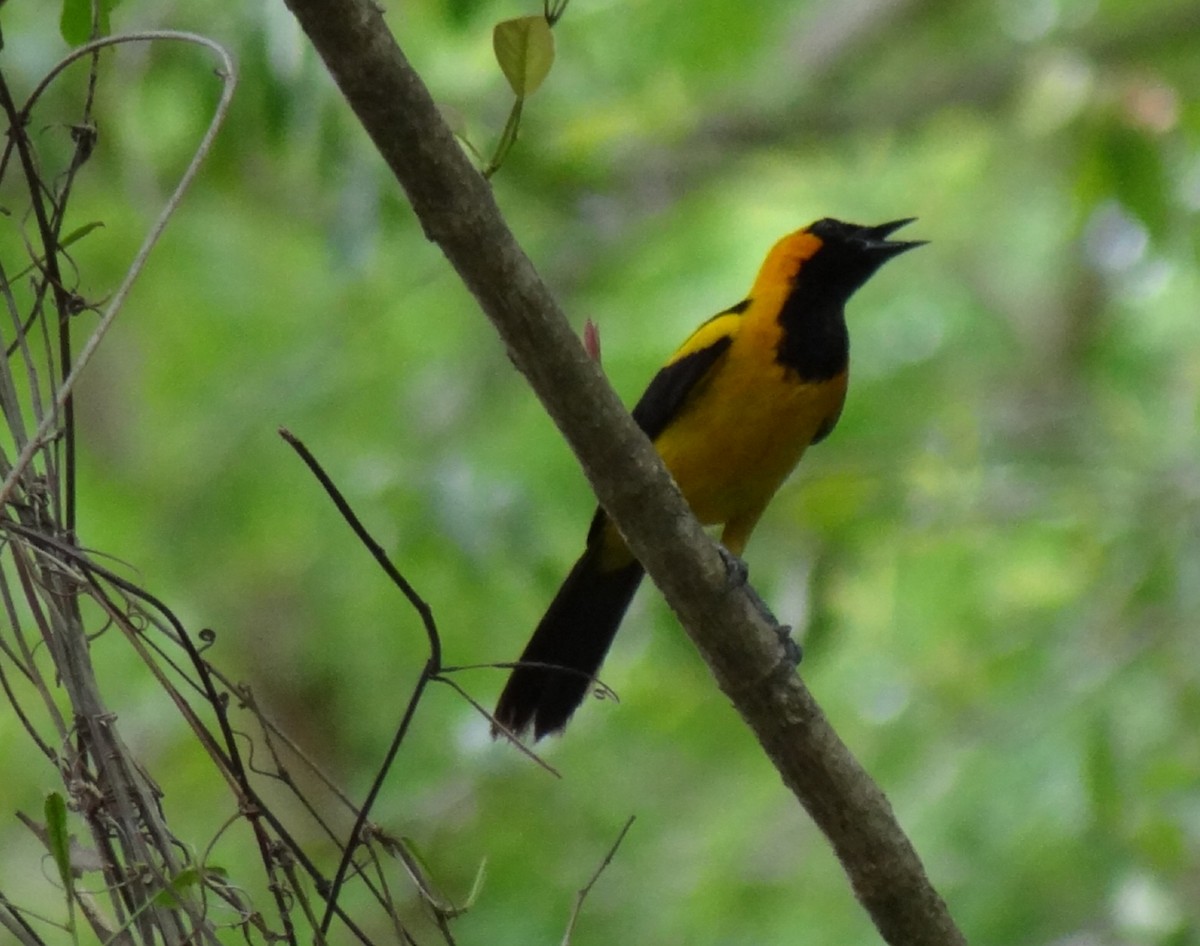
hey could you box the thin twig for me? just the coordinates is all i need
[279,428,441,664]
[277,3,967,943]
[278,429,446,937]
[1,520,379,945]
[0,32,237,510]
[0,73,76,532]
[436,674,561,778]
[0,892,48,946]
[561,815,636,946]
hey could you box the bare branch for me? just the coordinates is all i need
[2,27,489,945]
[279,430,445,936]
[278,1,966,943]
[561,815,635,946]
[0,32,237,510]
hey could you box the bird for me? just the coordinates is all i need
[493,217,924,740]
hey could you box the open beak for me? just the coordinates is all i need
[856,218,926,256]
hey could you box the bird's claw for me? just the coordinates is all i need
[717,544,803,666]
[717,544,749,586]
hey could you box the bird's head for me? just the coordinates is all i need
[753,217,925,302]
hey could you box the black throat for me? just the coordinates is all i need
[774,289,850,381]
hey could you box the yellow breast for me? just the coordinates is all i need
[653,311,847,527]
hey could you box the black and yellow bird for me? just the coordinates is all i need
[494,218,924,740]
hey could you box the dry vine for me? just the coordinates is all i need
[278,1,967,944]
[0,28,560,946]
[3,3,967,944]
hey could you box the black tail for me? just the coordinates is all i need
[494,546,644,740]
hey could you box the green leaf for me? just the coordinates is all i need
[60,0,123,46]
[60,220,106,248]
[152,868,194,907]
[152,863,224,907]
[60,0,92,45]
[45,793,73,890]
[493,16,555,98]
[45,792,77,935]
[11,221,105,283]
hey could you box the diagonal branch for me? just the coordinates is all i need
[278,1,967,943]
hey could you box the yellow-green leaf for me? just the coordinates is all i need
[493,16,555,97]
[45,792,73,892]
[60,0,92,45]
[45,792,77,937]
[60,0,122,45]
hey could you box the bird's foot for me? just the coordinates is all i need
[717,544,750,586]
[716,544,803,666]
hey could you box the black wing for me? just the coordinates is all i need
[630,335,733,442]
[584,302,743,549]
[584,332,732,550]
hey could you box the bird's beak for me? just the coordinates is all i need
[857,218,927,256]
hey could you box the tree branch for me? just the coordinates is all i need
[279,1,966,943]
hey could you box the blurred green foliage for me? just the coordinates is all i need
[4,0,1200,943]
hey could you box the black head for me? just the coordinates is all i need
[772,217,924,379]
[801,217,925,299]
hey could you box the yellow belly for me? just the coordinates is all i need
[596,312,848,568]
[655,358,846,527]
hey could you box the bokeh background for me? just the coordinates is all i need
[3,0,1200,942]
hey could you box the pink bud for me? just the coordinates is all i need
[583,318,602,363]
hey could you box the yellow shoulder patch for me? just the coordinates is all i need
[667,310,742,366]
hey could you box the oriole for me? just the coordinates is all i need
[494,218,924,739]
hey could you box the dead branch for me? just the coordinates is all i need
[279,1,967,943]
